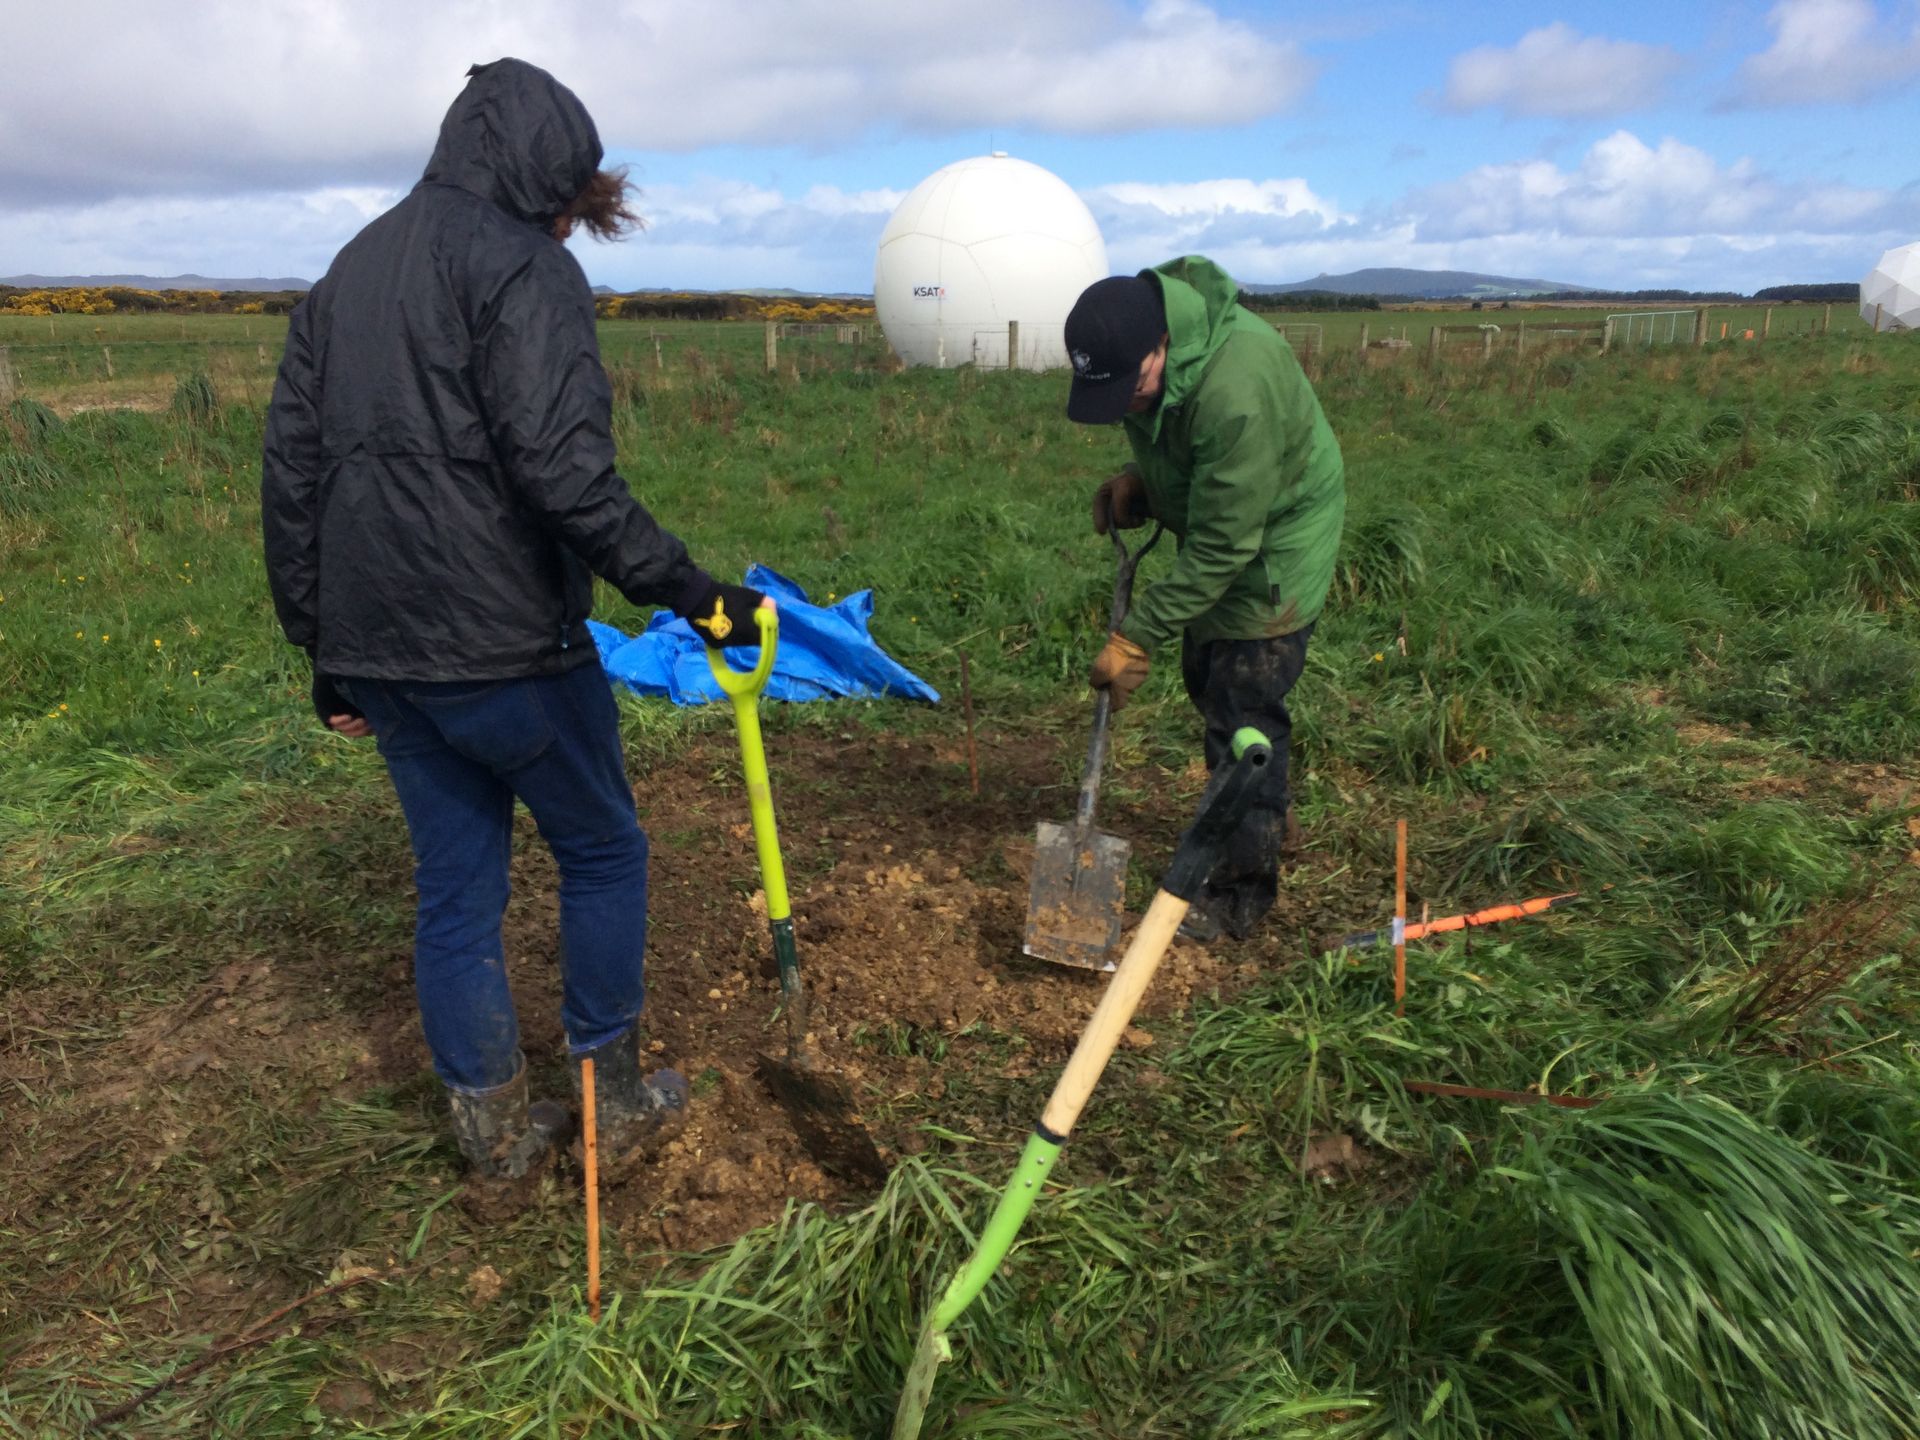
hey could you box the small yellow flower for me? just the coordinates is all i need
[1371,652,1385,663]
[101,634,110,643]
[153,638,163,649]
[910,616,919,623]
[183,561,191,568]
[74,630,83,639]
[58,703,67,712]
[192,669,200,677]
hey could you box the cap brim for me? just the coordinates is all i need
[1066,374,1134,425]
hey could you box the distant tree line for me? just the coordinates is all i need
[594,292,873,323]
[0,285,305,316]
[1239,290,1381,312]
[1752,283,1858,303]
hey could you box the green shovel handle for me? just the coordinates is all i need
[704,602,791,921]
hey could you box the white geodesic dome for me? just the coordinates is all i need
[1860,243,1920,331]
[873,154,1107,371]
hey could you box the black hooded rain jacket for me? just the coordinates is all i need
[262,58,708,682]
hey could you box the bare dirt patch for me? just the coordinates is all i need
[2,725,1349,1356]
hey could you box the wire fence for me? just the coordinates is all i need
[1607,310,1696,347]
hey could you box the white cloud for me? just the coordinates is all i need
[1085,135,1919,294]
[0,188,407,285]
[1726,0,1920,106]
[0,179,906,294]
[1411,130,1913,242]
[1438,23,1684,118]
[0,0,1314,206]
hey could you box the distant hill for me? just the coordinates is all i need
[1,273,311,292]
[1251,268,1592,300]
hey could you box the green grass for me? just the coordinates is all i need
[3,324,1919,1436]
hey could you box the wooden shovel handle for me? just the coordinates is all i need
[1040,889,1186,1138]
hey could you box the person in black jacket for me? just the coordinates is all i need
[262,58,763,1193]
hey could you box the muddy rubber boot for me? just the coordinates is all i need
[447,1059,571,1219]
[572,1029,690,1159]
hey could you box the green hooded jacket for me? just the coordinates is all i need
[1118,256,1345,653]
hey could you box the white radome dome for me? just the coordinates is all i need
[1861,243,1920,331]
[874,154,1108,371]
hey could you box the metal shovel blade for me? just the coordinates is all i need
[1023,820,1132,970]
[755,1051,890,1189]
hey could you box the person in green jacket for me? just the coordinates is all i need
[1065,255,1345,941]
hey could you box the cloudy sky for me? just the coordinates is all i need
[4,0,1919,293]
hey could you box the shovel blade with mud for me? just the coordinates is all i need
[708,606,888,1189]
[1023,817,1131,971]
[1022,524,1160,971]
[755,1042,888,1188]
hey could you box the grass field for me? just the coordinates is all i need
[3,318,1919,1436]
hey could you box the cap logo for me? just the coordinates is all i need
[1071,347,1112,381]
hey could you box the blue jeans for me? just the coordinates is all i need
[341,661,649,1094]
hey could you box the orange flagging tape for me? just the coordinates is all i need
[1337,891,1579,951]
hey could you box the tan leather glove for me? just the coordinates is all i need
[1091,468,1150,536]
[1089,632,1151,712]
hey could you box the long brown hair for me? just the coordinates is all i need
[558,166,645,241]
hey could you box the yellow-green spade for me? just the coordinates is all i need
[706,602,888,1187]
[891,728,1273,1439]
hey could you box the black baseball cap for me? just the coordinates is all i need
[1064,275,1167,424]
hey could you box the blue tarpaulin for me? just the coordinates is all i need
[588,565,940,706]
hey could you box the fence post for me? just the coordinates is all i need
[764,321,778,373]
[1761,307,1772,340]
[1427,326,1441,364]
[1601,316,1615,353]
[1007,319,1020,371]
[102,346,114,379]
[1873,303,1884,334]
[1821,304,1832,335]
[0,346,13,404]
[1358,322,1369,351]
[1694,308,1708,346]
[652,332,663,370]
[256,343,269,368]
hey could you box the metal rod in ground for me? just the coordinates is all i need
[1394,819,1407,1015]
[583,1057,601,1323]
[959,651,979,796]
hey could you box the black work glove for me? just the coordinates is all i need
[311,670,365,729]
[675,575,768,648]
[305,647,365,729]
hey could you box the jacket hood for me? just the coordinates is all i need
[422,58,602,227]
[1132,255,1242,440]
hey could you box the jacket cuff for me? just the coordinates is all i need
[671,568,718,618]
[1119,611,1166,655]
